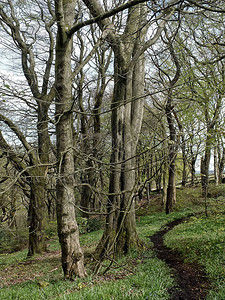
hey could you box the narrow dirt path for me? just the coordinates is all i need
[150,218,211,300]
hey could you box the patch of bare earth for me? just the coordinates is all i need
[150,218,211,300]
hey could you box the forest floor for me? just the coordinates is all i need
[150,217,211,300]
[0,184,224,299]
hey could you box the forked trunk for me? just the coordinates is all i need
[96,43,145,257]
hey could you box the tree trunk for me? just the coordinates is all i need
[181,138,188,186]
[218,147,225,184]
[166,158,176,214]
[214,146,219,185]
[27,101,50,256]
[201,130,212,198]
[165,104,177,214]
[0,121,48,256]
[165,39,180,214]
[162,161,168,206]
[191,153,197,186]
[96,41,145,258]
[83,0,175,259]
[55,0,86,279]
[28,167,47,256]
[80,159,95,218]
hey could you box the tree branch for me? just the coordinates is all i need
[0,114,36,163]
[0,129,28,174]
[130,7,175,70]
[186,0,225,13]
[70,0,150,37]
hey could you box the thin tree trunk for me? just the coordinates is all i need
[191,153,196,186]
[201,131,212,198]
[214,146,219,185]
[162,161,168,206]
[218,147,225,184]
[165,103,177,214]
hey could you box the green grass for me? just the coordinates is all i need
[0,213,178,300]
[0,183,224,299]
[164,213,225,299]
[0,256,174,300]
[163,184,225,299]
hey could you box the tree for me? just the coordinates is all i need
[181,10,225,196]
[83,0,177,259]
[0,0,55,255]
[54,0,87,279]
[76,26,112,217]
[146,23,182,213]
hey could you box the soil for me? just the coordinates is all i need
[150,218,211,300]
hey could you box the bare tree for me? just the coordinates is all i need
[83,0,177,259]
[0,0,56,255]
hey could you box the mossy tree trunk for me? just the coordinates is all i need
[0,115,49,256]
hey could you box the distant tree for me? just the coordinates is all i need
[181,11,224,196]
[75,26,112,217]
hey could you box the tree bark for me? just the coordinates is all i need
[27,101,51,256]
[0,116,48,256]
[55,0,86,279]
[164,37,180,214]
[190,148,197,186]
